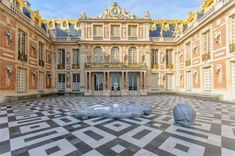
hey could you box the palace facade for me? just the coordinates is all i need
[0,0,235,102]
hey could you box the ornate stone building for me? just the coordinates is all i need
[0,0,235,102]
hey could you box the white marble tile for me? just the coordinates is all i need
[0,128,9,142]
[222,148,235,156]
[72,126,116,148]
[19,122,50,133]
[103,121,131,132]
[134,149,158,156]
[28,139,76,156]
[82,150,103,156]
[111,144,125,153]
[52,116,80,126]
[120,126,162,147]
[159,137,205,156]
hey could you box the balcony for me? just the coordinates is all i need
[72,64,80,69]
[57,64,65,69]
[230,43,235,53]
[166,64,174,69]
[185,59,191,66]
[151,64,159,69]
[39,60,45,66]
[18,54,27,62]
[202,53,211,61]
[84,63,147,69]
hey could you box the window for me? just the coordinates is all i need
[202,30,211,54]
[111,47,120,63]
[93,47,104,63]
[58,49,65,65]
[166,49,173,64]
[17,68,27,93]
[58,74,65,91]
[231,16,235,44]
[186,71,192,91]
[128,47,137,64]
[186,42,191,60]
[203,68,212,91]
[39,42,44,66]
[166,74,173,90]
[111,25,120,37]
[152,74,159,91]
[93,25,103,37]
[72,49,79,65]
[18,30,27,56]
[39,72,44,91]
[128,25,137,37]
[151,49,159,65]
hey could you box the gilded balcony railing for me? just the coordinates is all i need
[230,43,235,53]
[185,59,191,66]
[57,64,65,69]
[151,64,159,69]
[166,64,174,69]
[72,64,80,69]
[202,53,211,61]
[18,54,27,62]
[85,63,147,69]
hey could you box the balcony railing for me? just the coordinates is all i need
[166,64,174,69]
[18,54,27,62]
[57,64,65,69]
[230,43,235,53]
[202,53,211,61]
[39,60,45,66]
[85,63,147,69]
[151,64,159,69]
[72,64,80,69]
[185,59,191,66]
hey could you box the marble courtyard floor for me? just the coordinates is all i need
[0,95,235,156]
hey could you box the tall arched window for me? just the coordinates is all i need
[111,47,120,63]
[128,47,137,64]
[93,47,104,63]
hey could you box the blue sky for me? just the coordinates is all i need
[29,0,203,20]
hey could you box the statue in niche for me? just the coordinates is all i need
[105,54,109,63]
[142,54,145,63]
[87,51,92,64]
[6,65,12,86]
[216,64,222,84]
[144,11,150,19]
[80,11,87,19]
[124,54,128,63]
[5,31,13,47]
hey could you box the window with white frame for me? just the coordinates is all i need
[166,49,173,64]
[151,73,159,91]
[93,47,104,63]
[231,16,235,44]
[17,68,27,93]
[128,25,137,37]
[39,42,44,61]
[186,71,192,91]
[111,47,120,63]
[58,49,65,65]
[72,49,79,65]
[73,73,80,91]
[111,25,120,37]
[186,42,191,60]
[128,47,137,64]
[202,30,211,54]
[151,49,159,65]
[93,25,103,37]
[18,30,27,56]
[203,67,212,91]
[166,74,173,90]
[38,72,44,91]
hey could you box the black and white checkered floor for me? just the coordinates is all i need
[0,95,235,156]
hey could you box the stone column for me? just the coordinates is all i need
[126,72,128,91]
[107,72,110,90]
[89,72,92,92]
[139,72,142,91]
[103,72,106,90]
[122,72,125,90]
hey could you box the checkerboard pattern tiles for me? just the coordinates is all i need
[0,95,235,156]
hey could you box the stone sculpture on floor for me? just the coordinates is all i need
[173,103,196,126]
[75,103,152,120]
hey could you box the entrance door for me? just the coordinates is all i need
[94,73,104,96]
[73,74,80,91]
[17,68,27,93]
[203,68,212,92]
[58,74,65,92]
[166,74,173,91]
[232,63,235,100]
[129,74,138,95]
[186,71,192,91]
[111,74,121,96]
